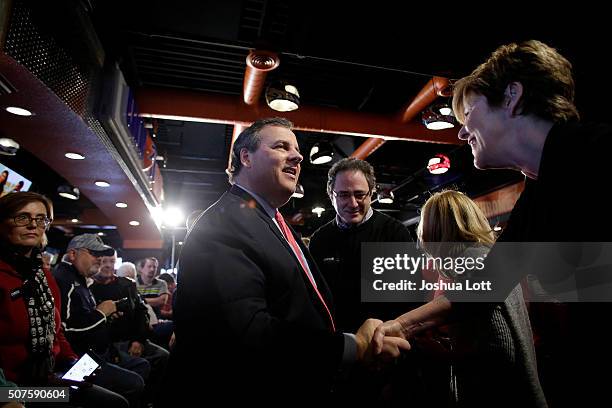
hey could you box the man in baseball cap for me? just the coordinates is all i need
[66,233,115,257]
[53,234,149,406]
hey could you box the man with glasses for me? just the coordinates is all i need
[310,158,425,404]
[310,158,417,332]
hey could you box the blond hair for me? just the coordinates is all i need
[417,190,495,260]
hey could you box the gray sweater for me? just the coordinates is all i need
[450,246,547,408]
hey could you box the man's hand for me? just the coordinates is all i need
[372,319,405,355]
[169,332,176,350]
[128,341,144,357]
[355,318,411,366]
[96,300,117,317]
[355,318,383,361]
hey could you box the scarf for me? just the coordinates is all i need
[2,247,56,383]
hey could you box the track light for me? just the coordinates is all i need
[310,142,334,165]
[58,185,80,200]
[422,103,456,130]
[378,190,394,204]
[427,154,451,174]
[266,81,300,112]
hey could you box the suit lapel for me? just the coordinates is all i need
[229,185,334,308]
[229,185,301,266]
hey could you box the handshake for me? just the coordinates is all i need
[353,318,408,366]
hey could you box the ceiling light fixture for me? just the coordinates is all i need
[292,184,304,199]
[0,138,20,156]
[5,106,33,116]
[422,103,456,130]
[163,207,185,227]
[65,152,85,160]
[309,142,334,165]
[312,207,325,217]
[116,202,128,208]
[378,190,394,204]
[58,185,80,200]
[266,81,300,112]
[427,154,451,175]
[129,220,140,226]
[95,181,110,187]
[71,218,79,223]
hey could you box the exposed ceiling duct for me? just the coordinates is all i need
[352,76,452,160]
[136,87,460,144]
[243,50,280,106]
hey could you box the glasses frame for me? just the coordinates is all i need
[331,189,372,202]
[13,214,52,228]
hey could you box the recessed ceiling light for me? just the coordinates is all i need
[115,202,128,208]
[5,106,33,116]
[494,226,502,231]
[129,220,140,226]
[71,218,79,223]
[97,232,105,236]
[65,152,85,160]
[178,241,184,246]
[95,181,110,187]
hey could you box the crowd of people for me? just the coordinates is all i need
[0,193,176,407]
[2,39,609,407]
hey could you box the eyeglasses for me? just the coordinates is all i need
[332,190,371,202]
[13,214,51,228]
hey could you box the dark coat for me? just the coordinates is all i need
[168,185,344,404]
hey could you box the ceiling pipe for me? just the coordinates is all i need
[351,76,452,160]
[351,138,386,160]
[136,87,460,145]
[243,50,280,106]
[400,76,451,123]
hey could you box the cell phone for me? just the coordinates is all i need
[61,351,102,382]
[114,297,130,312]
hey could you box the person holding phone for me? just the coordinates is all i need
[54,234,149,408]
[0,192,129,407]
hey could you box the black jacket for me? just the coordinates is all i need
[90,276,151,344]
[53,262,110,355]
[169,185,344,404]
[310,210,420,331]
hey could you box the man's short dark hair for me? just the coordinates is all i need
[137,257,159,269]
[326,158,376,197]
[227,117,294,183]
[158,272,176,285]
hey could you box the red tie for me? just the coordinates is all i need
[275,210,336,332]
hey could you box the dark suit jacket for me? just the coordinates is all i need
[169,185,344,404]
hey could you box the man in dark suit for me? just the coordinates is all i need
[166,117,408,405]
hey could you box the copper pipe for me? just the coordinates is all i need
[350,76,452,159]
[351,138,386,160]
[136,87,459,145]
[400,76,451,123]
[243,50,280,106]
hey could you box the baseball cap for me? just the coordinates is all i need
[66,233,115,257]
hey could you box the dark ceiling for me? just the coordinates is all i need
[79,0,612,238]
